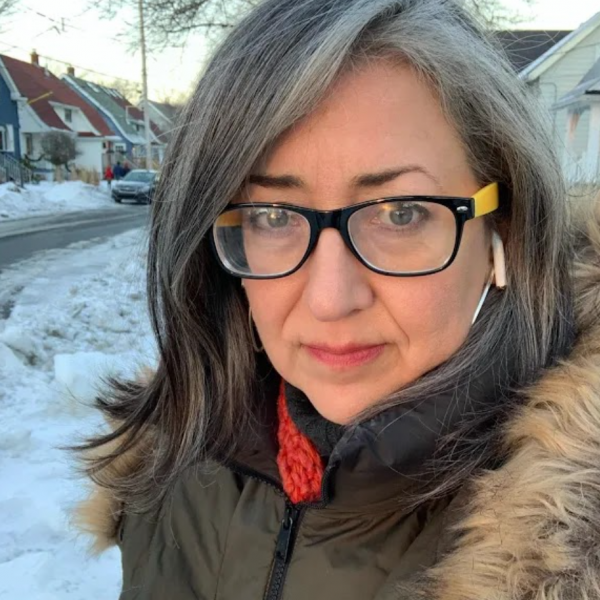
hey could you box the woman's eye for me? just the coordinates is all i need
[379,203,428,227]
[266,209,290,228]
[248,208,297,230]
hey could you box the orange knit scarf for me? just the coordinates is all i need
[276,382,325,504]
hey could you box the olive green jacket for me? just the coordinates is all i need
[80,205,600,600]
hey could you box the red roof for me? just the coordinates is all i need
[150,120,164,138]
[112,95,144,120]
[1,55,116,137]
[111,93,164,138]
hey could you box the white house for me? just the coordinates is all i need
[145,100,182,145]
[553,58,600,182]
[519,11,600,182]
[0,52,120,179]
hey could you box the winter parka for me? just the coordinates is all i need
[79,201,600,600]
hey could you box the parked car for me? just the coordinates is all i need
[111,169,158,204]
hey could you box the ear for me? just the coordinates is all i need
[492,231,507,289]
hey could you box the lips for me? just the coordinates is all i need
[304,343,385,369]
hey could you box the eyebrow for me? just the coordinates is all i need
[247,165,441,190]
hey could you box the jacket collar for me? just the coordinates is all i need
[324,350,513,510]
[236,310,518,512]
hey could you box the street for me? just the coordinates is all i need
[0,205,149,271]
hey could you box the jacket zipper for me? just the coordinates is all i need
[226,460,338,600]
[264,503,302,600]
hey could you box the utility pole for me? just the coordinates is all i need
[138,0,153,170]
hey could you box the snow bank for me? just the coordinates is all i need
[0,227,154,598]
[0,180,113,221]
[54,349,152,416]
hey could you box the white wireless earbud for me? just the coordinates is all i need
[471,231,507,325]
[492,231,507,289]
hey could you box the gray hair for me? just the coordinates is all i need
[80,0,574,512]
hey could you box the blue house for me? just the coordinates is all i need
[0,62,21,159]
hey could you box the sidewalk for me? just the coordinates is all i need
[0,227,153,599]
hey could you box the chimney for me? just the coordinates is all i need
[31,50,40,66]
[67,65,75,77]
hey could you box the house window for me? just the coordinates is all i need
[64,109,73,123]
[0,126,11,152]
[25,134,34,156]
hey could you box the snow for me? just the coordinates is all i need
[0,227,156,599]
[0,181,113,222]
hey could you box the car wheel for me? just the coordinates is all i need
[113,197,121,203]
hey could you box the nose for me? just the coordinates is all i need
[302,229,374,322]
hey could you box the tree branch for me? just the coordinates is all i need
[91,0,535,53]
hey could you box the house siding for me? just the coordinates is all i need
[0,74,21,158]
[536,23,600,180]
[76,138,104,172]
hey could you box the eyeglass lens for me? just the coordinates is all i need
[213,201,458,277]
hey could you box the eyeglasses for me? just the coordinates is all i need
[211,182,499,279]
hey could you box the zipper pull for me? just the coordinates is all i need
[275,505,298,564]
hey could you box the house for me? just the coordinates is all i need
[145,100,182,145]
[496,30,571,73]
[0,62,32,185]
[516,11,600,181]
[64,73,166,168]
[0,61,21,159]
[0,52,121,179]
[554,59,600,182]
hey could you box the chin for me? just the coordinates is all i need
[300,382,378,425]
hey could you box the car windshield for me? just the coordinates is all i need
[123,171,155,183]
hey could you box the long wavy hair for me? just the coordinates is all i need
[77,0,575,512]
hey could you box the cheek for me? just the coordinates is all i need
[244,278,301,341]
[383,276,468,346]
[382,226,490,368]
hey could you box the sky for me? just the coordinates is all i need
[0,0,598,102]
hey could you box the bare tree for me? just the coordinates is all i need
[97,78,143,104]
[465,0,535,29]
[154,85,191,107]
[40,131,77,170]
[0,0,19,32]
[96,0,536,49]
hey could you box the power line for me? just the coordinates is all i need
[0,41,140,85]
[21,4,126,45]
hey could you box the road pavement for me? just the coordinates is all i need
[0,206,149,271]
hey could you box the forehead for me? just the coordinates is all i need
[255,60,473,199]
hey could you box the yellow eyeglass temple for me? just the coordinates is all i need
[218,211,242,226]
[473,182,499,218]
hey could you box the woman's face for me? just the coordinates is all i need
[242,61,492,424]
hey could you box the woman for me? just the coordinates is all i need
[77,0,600,598]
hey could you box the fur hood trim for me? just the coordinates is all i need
[74,429,149,554]
[417,198,600,600]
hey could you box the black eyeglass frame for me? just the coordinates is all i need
[211,194,485,279]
